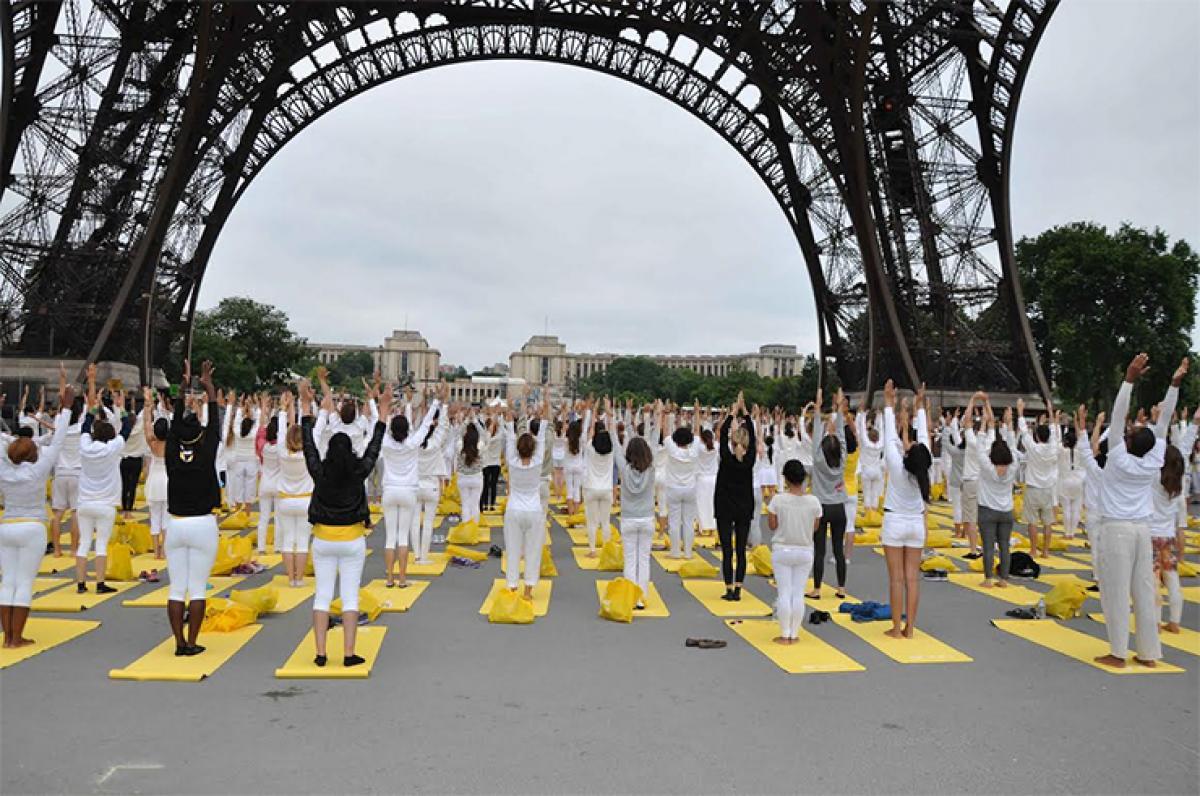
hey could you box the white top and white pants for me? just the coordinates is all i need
[580,412,614,552]
[880,405,929,548]
[379,400,439,553]
[77,416,127,559]
[663,434,702,559]
[503,420,547,589]
[768,491,821,640]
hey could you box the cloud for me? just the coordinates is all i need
[200,2,1200,367]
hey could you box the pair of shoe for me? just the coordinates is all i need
[923,569,949,581]
[808,610,832,625]
[1005,607,1037,620]
[137,569,161,583]
[174,644,206,657]
[963,551,982,560]
[720,587,742,602]
[95,582,117,594]
[685,638,727,649]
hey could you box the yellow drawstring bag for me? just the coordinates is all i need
[925,528,952,548]
[599,577,642,623]
[1177,559,1198,578]
[219,510,251,531]
[105,541,134,581]
[229,584,279,614]
[749,545,773,577]
[330,589,383,622]
[930,482,946,502]
[609,526,622,545]
[562,512,586,528]
[211,536,253,575]
[678,558,719,579]
[1012,491,1025,521]
[488,588,535,624]
[540,546,558,577]
[113,521,153,555]
[859,508,883,528]
[446,544,487,562]
[1044,580,1088,619]
[446,518,482,545]
[200,598,259,632]
[598,538,624,571]
[920,554,956,572]
[854,527,881,545]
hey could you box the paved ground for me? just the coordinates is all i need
[2,501,1198,795]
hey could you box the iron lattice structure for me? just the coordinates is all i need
[0,0,1056,397]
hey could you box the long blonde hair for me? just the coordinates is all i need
[286,424,304,453]
[731,426,749,461]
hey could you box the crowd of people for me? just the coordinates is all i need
[0,354,1196,670]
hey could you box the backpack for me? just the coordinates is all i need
[1009,551,1040,578]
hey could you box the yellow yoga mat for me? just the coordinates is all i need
[992,619,1185,674]
[803,581,857,614]
[830,615,972,663]
[129,553,168,574]
[478,579,552,617]
[253,553,284,570]
[481,515,504,529]
[565,525,614,547]
[594,580,669,618]
[263,576,315,614]
[500,552,556,577]
[275,626,387,679]
[691,533,719,549]
[571,547,602,571]
[651,550,712,574]
[122,576,246,608]
[110,624,263,682]
[31,579,139,612]
[404,552,449,576]
[1088,614,1200,656]
[38,553,86,575]
[0,618,100,670]
[726,619,864,674]
[945,572,1046,605]
[32,577,69,595]
[682,580,772,617]
[360,579,430,612]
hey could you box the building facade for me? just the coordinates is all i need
[308,330,441,387]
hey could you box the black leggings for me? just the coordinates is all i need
[812,502,847,590]
[481,465,501,510]
[717,515,751,586]
[119,456,143,512]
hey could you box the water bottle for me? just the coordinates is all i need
[1035,598,1046,620]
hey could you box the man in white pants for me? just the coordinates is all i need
[1094,353,1185,669]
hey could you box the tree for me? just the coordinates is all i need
[1018,222,1199,409]
[169,297,312,392]
[328,351,375,386]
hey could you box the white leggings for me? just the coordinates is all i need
[773,544,815,639]
[1060,492,1082,535]
[166,514,219,602]
[256,493,276,552]
[503,509,543,588]
[148,500,168,537]
[76,502,116,557]
[696,475,717,532]
[583,487,613,551]
[564,467,584,503]
[458,473,483,524]
[620,517,655,595]
[381,487,418,549]
[275,497,312,554]
[666,486,697,557]
[410,485,440,561]
[1162,568,1184,625]
[227,458,258,504]
[312,536,366,612]
[0,520,46,607]
[948,484,962,524]
[860,471,884,510]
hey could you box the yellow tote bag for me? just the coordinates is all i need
[488,589,535,624]
[599,578,642,623]
[598,538,624,571]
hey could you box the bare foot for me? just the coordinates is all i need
[1093,654,1127,669]
[804,591,821,599]
[11,637,36,647]
[902,625,915,639]
[1134,657,1157,668]
[1162,622,1181,634]
[586,551,598,559]
[884,627,904,639]
[773,636,790,645]
[995,580,1009,589]
[979,579,994,588]
[523,588,534,600]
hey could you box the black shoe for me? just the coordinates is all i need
[488,545,502,559]
[45,542,55,554]
[174,645,190,656]
[732,587,742,602]
[314,655,327,668]
[720,591,735,601]
[1086,584,1100,592]
[76,582,88,594]
[344,654,366,668]
[96,582,117,594]
[964,552,982,560]
[181,644,205,656]
[634,603,645,611]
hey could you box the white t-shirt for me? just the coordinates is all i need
[767,492,822,547]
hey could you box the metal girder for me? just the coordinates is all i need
[0,1,1057,400]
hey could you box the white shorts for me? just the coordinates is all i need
[51,474,79,511]
[881,512,926,548]
[1024,486,1055,525]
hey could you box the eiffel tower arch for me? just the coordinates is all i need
[0,1,1056,400]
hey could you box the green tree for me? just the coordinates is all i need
[1019,222,1199,409]
[169,297,312,391]
[328,351,375,386]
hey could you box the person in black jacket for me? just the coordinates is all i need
[164,359,221,657]
[714,392,757,601]
[300,377,391,668]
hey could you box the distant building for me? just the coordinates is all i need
[307,329,441,387]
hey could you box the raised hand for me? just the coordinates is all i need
[1125,352,1150,383]
[1172,356,1190,387]
[379,382,393,417]
[883,379,896,408]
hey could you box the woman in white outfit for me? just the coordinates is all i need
[1057,426,1086,540]
[411,399,449,565]
[255,396,280,555]
[695,424,720,536]
[276,393,315,587]
[880,380,932,640]
[661,402,702,560]
[562,414,585,516]
[581,400,615,556]
[502,397,549,599]
[141,387,170,560]
[0,379,72,647]
[615,435,656,607]
[855,410,885,511]
[551,419,567,502]
[225,396,260,515]
[378,391,440,587]
[768,459,822,645]
[456,414,485,526]
[76,365,133,594]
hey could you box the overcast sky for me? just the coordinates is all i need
[201,0,1200,370]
